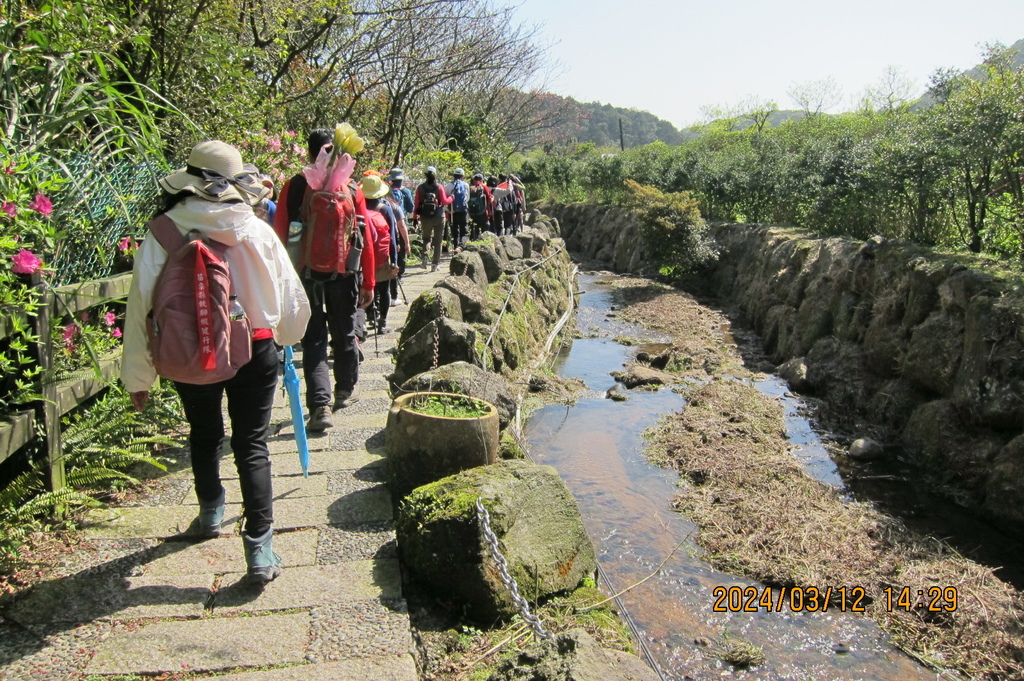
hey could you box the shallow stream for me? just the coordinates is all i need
[525,274,936,680]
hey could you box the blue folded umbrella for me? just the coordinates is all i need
[283,345,310,477]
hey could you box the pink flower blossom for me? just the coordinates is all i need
[118,236,133,252]
[28,194,52,217]
[292,144,304,156]
[62,323,78,347]
[284,130,297,138]
[2,201,16,217]
[11,248,42,274]
[3,162,14,175]
[267,138,282,153]
[111,327,122,338]
[79,312,90,322]
[104,311,116,326]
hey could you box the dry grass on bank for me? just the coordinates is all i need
[608,278,1024,679]
[647,368,1024,679]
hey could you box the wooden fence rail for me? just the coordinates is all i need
[0,272,132,491]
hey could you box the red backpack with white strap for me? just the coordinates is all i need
[145,215,252,384]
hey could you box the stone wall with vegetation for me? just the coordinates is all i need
[547,202,1024,529]
[392,219,575,391]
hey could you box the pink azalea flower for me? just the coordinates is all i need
[285,130,297,138]
[62,323,78,347]
[11,248,42,274]
[104,311,116,326]
[28,194,52,217]
[267,138,282,153]
[2,201,16,217]
[118,236,133,252]
[111,327,123,338]
[292,144,304,156]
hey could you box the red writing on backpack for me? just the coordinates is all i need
[145,215,252,384]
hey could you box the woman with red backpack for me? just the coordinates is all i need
[360,174,399,334]
[122,140,310,585]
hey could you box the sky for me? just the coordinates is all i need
[508,0,1024,128]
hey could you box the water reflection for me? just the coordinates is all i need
[526,274,934,680]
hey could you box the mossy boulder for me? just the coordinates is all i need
[396,460,597,624]
[392,318,479,387]
[985,436,1024,526]
[435,275,489,322]
[401,287,463,346]
[499,235,524,260]
[449,251,489,291]
[400,361,516,430]
[465,234,509,283]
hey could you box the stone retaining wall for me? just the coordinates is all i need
[543,201,1024,528]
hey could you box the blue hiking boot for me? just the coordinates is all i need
[242,528,282,584]
[196,491,225,538]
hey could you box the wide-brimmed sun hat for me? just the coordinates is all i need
[159,141,270,205]
[360,174,390,200]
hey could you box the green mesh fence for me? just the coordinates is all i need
[49,154,165,287]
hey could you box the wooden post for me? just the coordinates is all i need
[30,272,65,492]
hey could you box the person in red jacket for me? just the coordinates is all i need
[274,129,375,431]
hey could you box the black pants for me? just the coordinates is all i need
[175,338,278,537]
[302,273,360,408]
[373,278,392,328]
[470,214,487,240]
[389,242,406,301]
[450,211,468,248]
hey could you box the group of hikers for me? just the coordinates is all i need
[119,129,525,585]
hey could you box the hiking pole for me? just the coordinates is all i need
[370,299,380,357]
[398,277,408,305]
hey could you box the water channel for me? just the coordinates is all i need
[524,273,937,680]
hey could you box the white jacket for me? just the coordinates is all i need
[121,197,311,393]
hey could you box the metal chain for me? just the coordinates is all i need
[431,322,440,370]
[475,497,553,639]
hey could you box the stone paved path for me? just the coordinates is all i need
[0,263,450,681]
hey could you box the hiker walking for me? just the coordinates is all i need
[445,168,470,251]
[414,166,451,272]
[383,169,412,305]
[361,174,400,335]
[486,176,501,235]
[122,140,311,584]
[467,173,491,241]
[273,128,377,431]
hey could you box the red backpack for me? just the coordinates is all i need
[145,215,253,385]
[299,179,364,275]
[368,207,394,282]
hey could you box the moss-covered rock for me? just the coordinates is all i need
[396,460,597,623]
[435,275,489,322]
[392,318,479,387]
[499,235,524,260]
[400,287,464,347]
[449,250,489,291]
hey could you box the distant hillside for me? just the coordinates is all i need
[914,38,1023,109]
[526,93,686,149]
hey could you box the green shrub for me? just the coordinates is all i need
[622,179,718,278]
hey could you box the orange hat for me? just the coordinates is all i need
[362,169,382,177]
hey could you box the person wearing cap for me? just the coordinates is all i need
[445,168,470,251]
[414,166,452,272]
[381,170,411,306]
[273,129,377,430]
[122,140,311,584]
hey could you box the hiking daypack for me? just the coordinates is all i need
[145,215,253,385]
[419,183,440,215]
[468,185,487,217]
[299,179,363,275]
[451,180,468,212]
